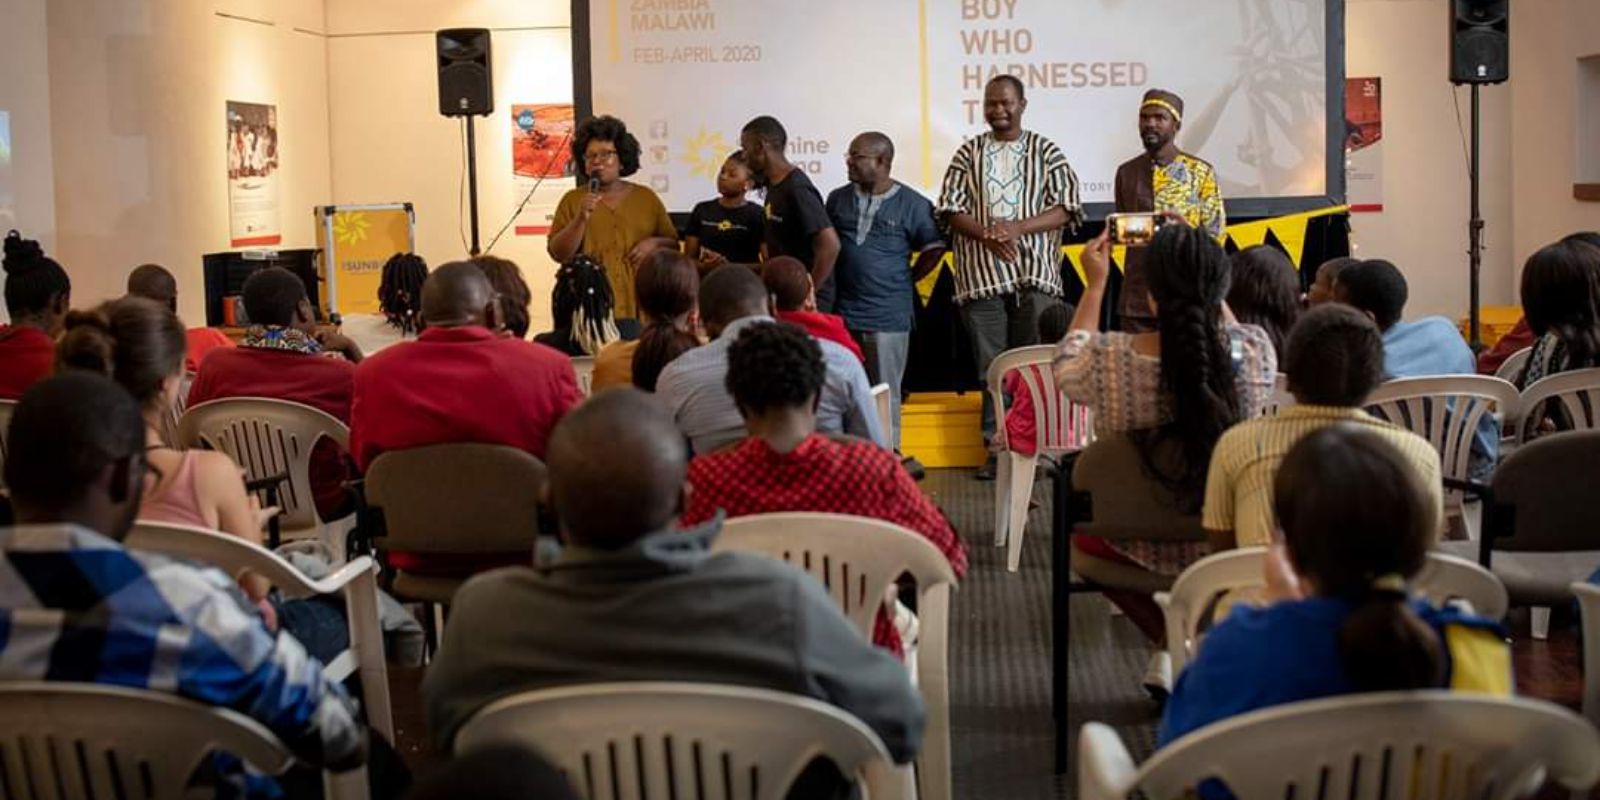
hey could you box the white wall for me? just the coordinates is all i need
[45,0,332,326]
[326,0,572,333]
[1345,0,1516,319]
[0,0,59,323]
[25,0,1595,328]
[1510,0,1600,279]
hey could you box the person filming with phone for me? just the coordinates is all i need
[1113,89,1227,332]
[549,115,680,326]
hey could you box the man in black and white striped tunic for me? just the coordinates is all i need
[937,74,1081,479]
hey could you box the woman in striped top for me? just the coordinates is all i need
[1052,224,1275,686]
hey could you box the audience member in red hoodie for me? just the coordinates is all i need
[762,256,865,362]
[126,263,235,373]
[0,231,70,400]
[187,267,365,517]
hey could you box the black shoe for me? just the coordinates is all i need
[900,455,927,482]
[975,454,997,481]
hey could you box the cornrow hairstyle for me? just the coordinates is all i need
[632,250,701,392]
[1227,245,1301,358]
[572,115,642,179]
[1521,238,1600,369]
[377,253,428,335]
[1274,425,1443,691]
[1282,304,1386,407]
[3,230,71,319]
[552,255,619,355]
[473,255,532,339]
[725,321,826,418]
[1140,224,1243,512]
[1036,300,1073,344]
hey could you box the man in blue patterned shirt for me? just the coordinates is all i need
[0,372,365,797]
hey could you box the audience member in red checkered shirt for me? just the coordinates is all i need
[682,321,967,657]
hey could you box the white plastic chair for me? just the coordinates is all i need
[1573,582,1600,729]
[127,520,393,744]
[455,682,906,800]
[0,397,14,490]
[1157,547,1509,674]
[985,344,1093,572]
[716,512,958,800]
[178,397,357,561]
[1262,372,1296,415]
[1364,375,1520,538]
[0,681,369,800]
[1515,366,1600,444]
[572,355,596,397]
[1494,346,1532,383]
[1079,691,1600,800]
[870,382,893,447]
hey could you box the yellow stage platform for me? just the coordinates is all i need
[901,391,987,468]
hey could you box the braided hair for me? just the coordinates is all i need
[552,255,619,355]
[3,230,71,326]
[377,253,428,335]
[1141,224,1242,512]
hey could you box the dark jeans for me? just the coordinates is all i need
[275,596,350,664]
[959,289,1052,439]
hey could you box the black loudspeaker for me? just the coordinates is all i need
[437,28,493,117]
[1449,0,1508,85]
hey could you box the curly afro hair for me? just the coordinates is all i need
[725,321,826,417]
[572,115,642,179]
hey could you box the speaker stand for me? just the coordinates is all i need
[1467,83,1484,352]
[465,116,482,256]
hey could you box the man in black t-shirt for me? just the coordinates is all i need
[684,150,766,269]
[740,116,842,310]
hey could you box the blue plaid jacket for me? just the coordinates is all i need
[0,524,363,798]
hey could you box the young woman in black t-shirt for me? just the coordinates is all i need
[683,151,765,270]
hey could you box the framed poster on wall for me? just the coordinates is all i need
[1344,77,1383,213]
[511,103,576,236]
[226,101,282,246]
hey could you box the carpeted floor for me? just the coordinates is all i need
[925,467,1160,800]
[387,465,1589,799]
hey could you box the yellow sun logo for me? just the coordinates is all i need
[716,220,733,231]
[682,128,731,179]
[333,212,370,246]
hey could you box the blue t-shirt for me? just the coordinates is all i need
[1382,316,1498,478]
[1159,596,1508,750]
[825,182,942,333]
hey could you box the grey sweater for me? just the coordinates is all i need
[422,520,926,762]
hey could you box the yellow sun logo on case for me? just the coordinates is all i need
[333,212,370,246]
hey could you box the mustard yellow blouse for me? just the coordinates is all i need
[550,183,677,319]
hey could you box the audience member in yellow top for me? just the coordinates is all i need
[548,115,680,321]
[1203,304,1444,551]
[591,249,701,393]
[1163,424,1510,751]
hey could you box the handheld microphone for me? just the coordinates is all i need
[588,176,601,193]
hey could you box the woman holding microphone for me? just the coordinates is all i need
[548,115,680,324]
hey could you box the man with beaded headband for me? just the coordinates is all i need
[1114,89,1227,332]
